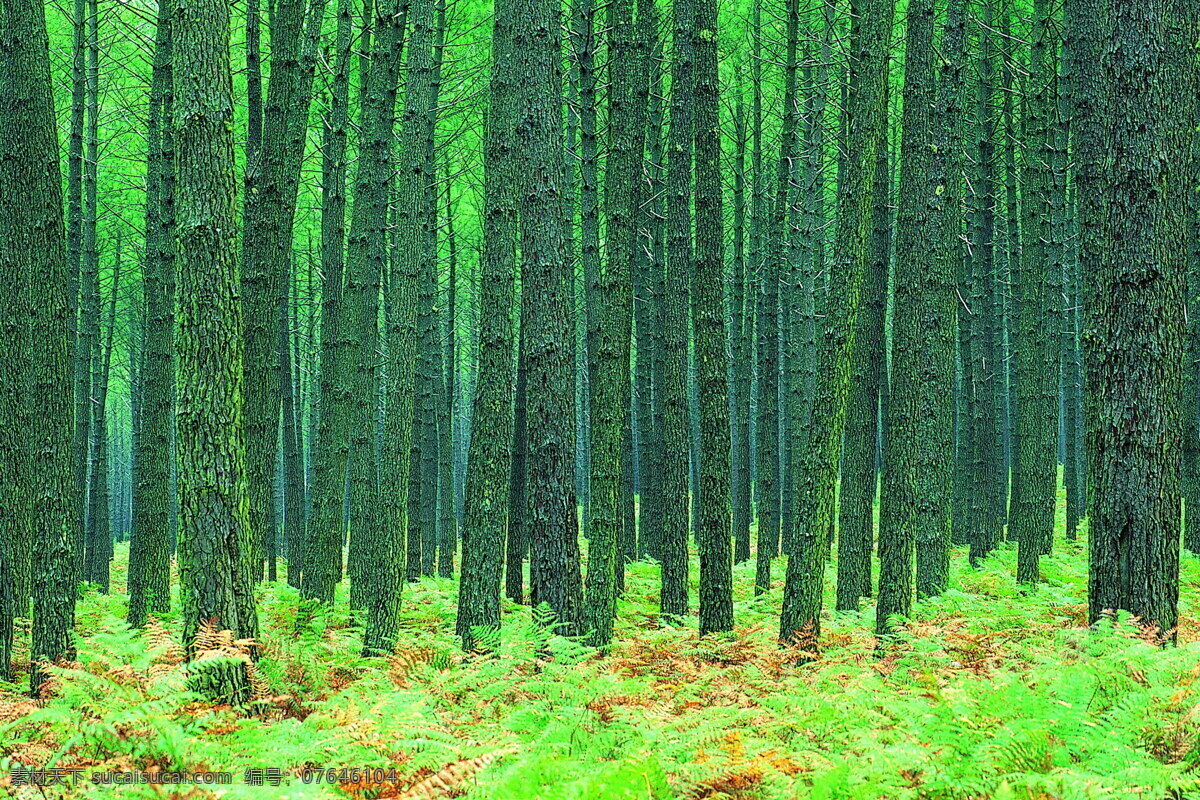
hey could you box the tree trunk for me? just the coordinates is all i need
[1086,0,1191,640]
[172,0,259,665]
[519,0,584,636]
[129,0,175,627]
[458,0,518,648]
[781,0,894,647]
[302,0,355,606]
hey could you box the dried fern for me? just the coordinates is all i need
[395,746,518,799]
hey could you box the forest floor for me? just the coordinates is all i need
[3,514,1200,799]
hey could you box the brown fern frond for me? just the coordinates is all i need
[395,746,518,799]
[144,618,185,665]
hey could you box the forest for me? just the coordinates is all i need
[0,0,1198,795]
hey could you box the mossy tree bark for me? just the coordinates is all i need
[172,0,259,661]
[693,0,732,635]
[780,0,893,647]
[837,70,889,614]
[751,0,781,596]
[458,0,518,649]
[659,0,695,619]
[302,0,355,606]
[357,0,411,655]
[518,0,584,636]
[1086,0,1191,639]
[1,0,78,696]
[129,0,176,628]
[1013,0,1060,586]
[876,0,937,635]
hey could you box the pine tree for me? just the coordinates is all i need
[2,0,77,696]
[302,0,355,606]
[84,239,121,592]
[458,0,518,649]
[659,0,696,618]
[68,0,89,562]
[518,0,584,635]
[729,92,753,567]
[693,0,732,635]
[128,0,175,628]
[751,0,781,596]
[241,0,313,582]
[1086,0,1190,639]
[1013,0,1060,585]
[171,0,259,658]
[876,0,936,635]
[585,0,644,646]
[356,0,410,655]
[837,65,890,613]
[781,0,894,647]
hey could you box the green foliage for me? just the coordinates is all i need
[3,541,1200,798]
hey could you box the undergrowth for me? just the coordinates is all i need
[2,516,1200,799]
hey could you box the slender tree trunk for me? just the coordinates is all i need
[639,18,666,564]
[458,0,518,648]
[241,0,330,585]
[68,0,89,563]
[303,0,355,606]
[574,0,600,534]
[837,69,889,613]
[129,0,175,627]
[730,94,753,566]
[86,239,121,593]
[692,0,732,635]
[358,0,412,655]
[781,0,894,647]
[518,0,584,635]
[751,0,781,597]
[659,0,696,619]
[1014,0,1060,585]
[876,0,937,635]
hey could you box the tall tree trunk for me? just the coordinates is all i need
[781,0,894,647]
[241,0,329,585]
[692,0,732,635]
[837,69,889,613]
[68,0,89,562]
[659,0,696,619]
[458,0,518,648]
[1014,0,1060,585]
[751,0,780,597]
[573,0,600,534]
[303,0,355,606]
[129,0,175,628]
[729,94,753,567]
[2,0,77,697]
[519,0,584,635]
[357,0,411,655]
[86,239,121,593]
[172,0,259,671]
[639,16,666,564]
[876,0,937,635]
[1086,0,1191,640]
